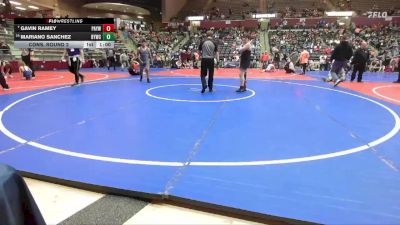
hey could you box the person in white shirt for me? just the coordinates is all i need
[120,51,129,70]
[284,60,295,73]
[319,54,328,71]
[263,62,276,72]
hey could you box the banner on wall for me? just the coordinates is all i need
[367,12,388,18]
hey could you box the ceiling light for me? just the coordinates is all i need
[28,5,39,9]
[137,15,144,19]
[15,6,26,10]
[252,13,276,18]
[10,1,21,5]
[187,16,205,21]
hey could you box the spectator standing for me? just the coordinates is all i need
[120,51,129,70]
[0,60,10,90]
[299,48,310,75]
[261,52,269,69]
[273,51,280,68]
[319,54,328,71]
[106,49,116,71]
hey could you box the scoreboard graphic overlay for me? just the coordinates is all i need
[14,18,115,49]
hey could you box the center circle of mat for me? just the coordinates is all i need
[146,84,256,103]
[0,78,399,167]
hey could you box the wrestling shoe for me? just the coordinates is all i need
[236,86,246,92]
[333,79,343,87]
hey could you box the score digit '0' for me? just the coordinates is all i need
[102,32,115,41]
[102,24,115,32]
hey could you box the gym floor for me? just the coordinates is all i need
[0,68,399,224]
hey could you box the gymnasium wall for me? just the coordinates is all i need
[162,0,187,23]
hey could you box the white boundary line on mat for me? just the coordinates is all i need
[372,85,400,104]
[0,77,399,166]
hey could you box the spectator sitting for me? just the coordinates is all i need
[370,59,384,72]
[284,60,295,74]
[176,60,182,69]
[0,42,10,54]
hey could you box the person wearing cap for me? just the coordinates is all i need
[199,30,219,93]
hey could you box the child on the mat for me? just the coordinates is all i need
[128,58,140,76]
[284,60,295,74]
[263,62,276,72]
[18,61,33,80]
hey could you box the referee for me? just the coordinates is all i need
[199,31,219,93]
[350,41,369,82]
[63,48,85,86]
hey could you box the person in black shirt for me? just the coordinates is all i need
[350,41,369,83]
[273,51,280,68]
[237,36,252,92]
[199,31,219,93]
[0,61,10,90]
[330,35,353,87]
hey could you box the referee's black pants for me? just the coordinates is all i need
[351,64,366,82]
[107,56,116,70]
[69,58,84,84]
[200,58,214,90]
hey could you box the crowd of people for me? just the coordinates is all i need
[2,14,400,91]
[278,6,324,18]
[268,21,399,76]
